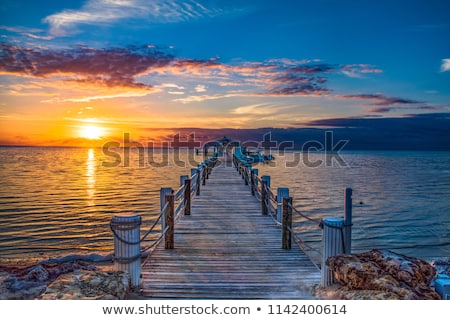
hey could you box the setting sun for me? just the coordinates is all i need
[79,125,104,140]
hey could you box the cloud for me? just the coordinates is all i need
[231,103,277,115]
[195,84,207,92]
[441,59,450,72]
[341,64,383,78]
[173,93,243,103]
[0,43,173,92]
[340,94,421,106]
[0,25,54,40]
[167,91,185,95]
[154,57,337,98]
[43,0,224,36]
[159,83,185,90]
[231,103,295,117]
[0,42,391,103]
[42,89,152,103]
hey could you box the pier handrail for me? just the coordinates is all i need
[151,155,218,251]
[110,155,218,261]
[232,151,352,274]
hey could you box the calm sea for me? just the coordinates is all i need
[0,147,449,264]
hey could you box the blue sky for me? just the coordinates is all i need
[0,0,449,145]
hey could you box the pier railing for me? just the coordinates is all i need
[110,155,218,286]
[111,151,351,288]
[232,153,353,287]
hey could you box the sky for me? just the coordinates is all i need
[0,0,449,147]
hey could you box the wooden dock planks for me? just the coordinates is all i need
[141,160,320,299]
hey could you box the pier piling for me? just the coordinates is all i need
[321,217,345,287]
[110,214,142,287]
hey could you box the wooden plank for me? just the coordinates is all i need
[141,159,320,299]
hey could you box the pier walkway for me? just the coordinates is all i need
[141,158,321,299]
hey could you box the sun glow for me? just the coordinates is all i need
[79,125,104,139]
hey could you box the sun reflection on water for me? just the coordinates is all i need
[86,148,96,206]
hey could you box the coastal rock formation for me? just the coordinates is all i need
[431,257,450,277]
[324,249,440,299]
[0,260,97,299]
[1,260,130,300]
[40,270,130,300]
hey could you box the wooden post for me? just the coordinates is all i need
[160,187,173,232]
[250,169,255,196]
[196,167,201,196]
[321,217,345,287]
[165,194,174,249]
[206,160,211,179]
[252,169,258,183]
[180,175,189,187]
[201,164,206,186]
[261,176,270,215]
[244,165,251,185]
[262,175,271,188]
[344,187,352,254]
[111,214,142,287]
[282,197,293,250]
[277,188,289,223]
[184,178,191,215]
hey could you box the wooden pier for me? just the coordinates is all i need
[140,158,321,299]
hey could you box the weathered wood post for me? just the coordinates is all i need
[344,187,352,254]
[244,165,251,185]
[196,167,201,196]
[251,169,259,196]
[160,187,173,233]
[321,217,345,287]
[201,163,206,186]
[184,178,191,215]
[180,175,189,189]
[261,176,270,215]
[277,188,289,222]
[206,160,211,179]
[111,214,142,287]
[282,197,293,249]
[250,169,256,196]
[165,193,175,249]
[190,168,197,179]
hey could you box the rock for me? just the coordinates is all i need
[0,275,47,299]
[324,249,440,300]
[40,270,130,300]
[0,260,98,299]
[431,258,450,277]
[23,265,50,282]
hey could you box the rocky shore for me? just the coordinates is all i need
[315,249,446,300]
[1,250,448,300]
[0,260,130,300]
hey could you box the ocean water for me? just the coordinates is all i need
[0,147,449,264]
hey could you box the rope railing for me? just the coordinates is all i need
[174,184,185,201]
[110,155,218,281]
[232,151,353,286]
[289,202,322,225]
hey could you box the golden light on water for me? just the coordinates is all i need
[86,148,96,206]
